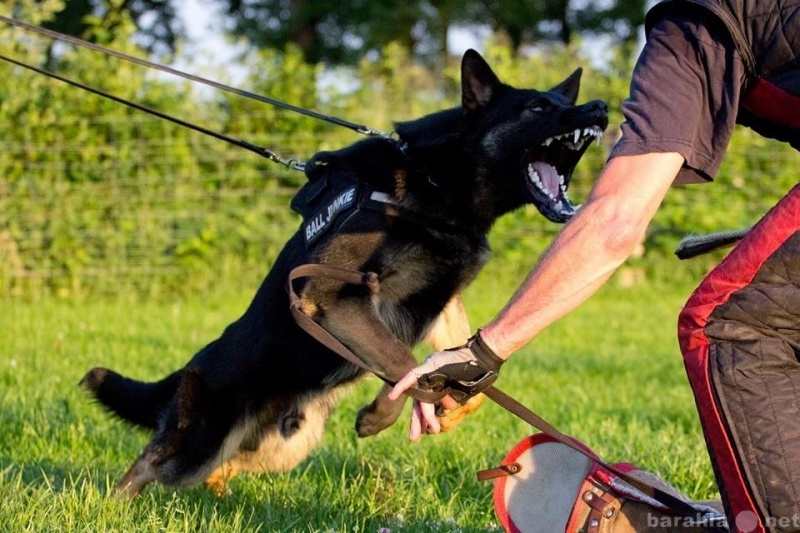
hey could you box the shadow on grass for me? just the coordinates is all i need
[0,443,497,532]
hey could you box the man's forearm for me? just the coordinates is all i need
[480,152,684,358]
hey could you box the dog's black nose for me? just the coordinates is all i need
[585,100,608,115]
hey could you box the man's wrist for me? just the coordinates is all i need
[470,329,505,373]
[476,326,511,361]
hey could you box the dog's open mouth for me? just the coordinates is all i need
[526,125,604,223]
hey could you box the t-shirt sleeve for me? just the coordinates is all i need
[609,9,746,183]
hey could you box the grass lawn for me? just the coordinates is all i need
[0,264,718,532]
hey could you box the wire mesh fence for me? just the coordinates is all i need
[0,112,796,298]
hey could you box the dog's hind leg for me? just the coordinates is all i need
[422,296,487,433]
[115,368,239,497]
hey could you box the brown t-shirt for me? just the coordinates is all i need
[609,8,748,183]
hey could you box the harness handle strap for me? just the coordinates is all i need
[482,386,726,529]
[287,264,446,404]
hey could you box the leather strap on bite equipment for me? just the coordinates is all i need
[287,264,446,404]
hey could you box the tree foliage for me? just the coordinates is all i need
[219,0,447,65]
[20,0,182,55]
[16,0,649,66]
[218,0,649,64]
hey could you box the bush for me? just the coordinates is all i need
[0,9,795,298]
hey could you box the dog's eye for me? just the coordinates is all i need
[524,102,550,116]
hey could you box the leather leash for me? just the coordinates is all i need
[287,264,446,404]
[479,387,727,530]
[287,264,726,529]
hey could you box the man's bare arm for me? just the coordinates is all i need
[481,152,685,358]
[390,152,684,440]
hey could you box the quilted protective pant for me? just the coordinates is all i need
[679,185,800,533]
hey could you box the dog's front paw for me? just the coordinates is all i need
[355,397,406,437]
[436,393,486,432]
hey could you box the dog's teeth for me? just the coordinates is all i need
[572,129,579,144]
[529,168,542,187]
[543,137,553,147]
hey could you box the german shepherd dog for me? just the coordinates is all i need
[81,49,608,496]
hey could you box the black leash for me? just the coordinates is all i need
[0,53,305,171]
[0,15,393,140]
[0,15,405,171]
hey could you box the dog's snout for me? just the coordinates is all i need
[585,100,609,116]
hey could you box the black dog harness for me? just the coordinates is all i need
[290,148,463,249]
[291,172,400,248]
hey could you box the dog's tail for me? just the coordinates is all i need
[80,367,181,429]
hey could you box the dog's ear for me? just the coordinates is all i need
[461,49,502,112]
[549,67,582,104]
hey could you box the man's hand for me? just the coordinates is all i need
[388,331,503,441]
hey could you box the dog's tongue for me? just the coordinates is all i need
[531,162,561,198]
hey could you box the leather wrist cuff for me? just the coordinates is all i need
[470,329,504,373]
